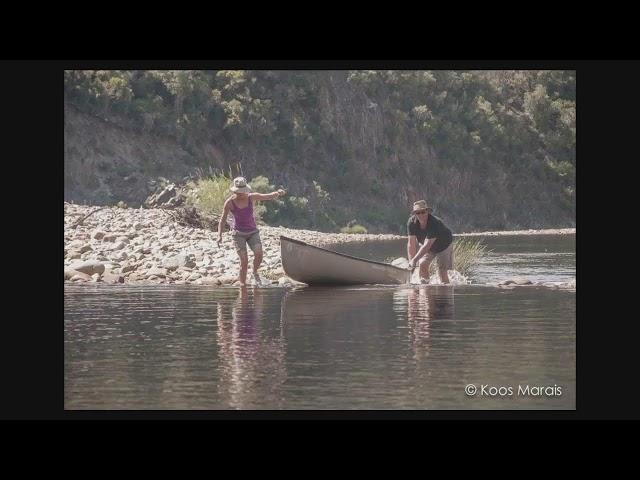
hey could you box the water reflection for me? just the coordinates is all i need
[65,280,574,409]
[215,286,287,409]
[395,286,455,362]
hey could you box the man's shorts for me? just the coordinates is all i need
[232,229,262,254]
[419,242,454,270]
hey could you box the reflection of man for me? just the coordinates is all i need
[406,286,455,361]
[407,286,455,327]
[407,200,454,284]
[407,285,454,376]
[407,288,433,346]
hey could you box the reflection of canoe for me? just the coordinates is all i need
[281,286,398,321]
[280,236,410,285]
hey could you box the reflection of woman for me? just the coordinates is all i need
[215,287,287,409]
[233,286,262,344]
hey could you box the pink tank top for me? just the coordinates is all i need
[229,197,258,232]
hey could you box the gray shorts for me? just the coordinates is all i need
[419,242,454,271]
[232,229,262,254]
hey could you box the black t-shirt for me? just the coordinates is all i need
[407,214,453,253]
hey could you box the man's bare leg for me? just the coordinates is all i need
[439,267,450,284]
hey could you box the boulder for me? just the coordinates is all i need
[163,253,196,271]
[69,260,105,276]
[65,269,81,280]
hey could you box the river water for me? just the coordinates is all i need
[64,234,575,410]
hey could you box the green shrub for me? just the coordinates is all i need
[449,238,489,276]
[186,173,231,216]
[340,222,368,234]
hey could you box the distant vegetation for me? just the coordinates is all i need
[340,221,368,234]
[65,70,575,233]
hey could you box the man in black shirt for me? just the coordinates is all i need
[407,200,454,284]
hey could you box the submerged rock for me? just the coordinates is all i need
[499,277,533,286]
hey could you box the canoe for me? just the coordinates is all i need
[280,235,411,285]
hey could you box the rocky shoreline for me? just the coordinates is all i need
[64,203,404,286]
[64,203,575,288]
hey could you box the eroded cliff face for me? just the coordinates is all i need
[64,102,200,206]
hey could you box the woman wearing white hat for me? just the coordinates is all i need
[406,200,454,284]
[217,176,286,286]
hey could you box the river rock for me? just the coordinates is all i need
[121,263,138,273]
[111,251,128,262]
[69,260,105,276]
[162,257,180,271]
[71,272,92,282]
[163,253,196,270]
[218,275,237,285]
[111,241,127,251]
[67,240,85,249]
[146,267,168,277]
[103,272,125,283]
[499,277,533,286]
[65,269,81,280]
